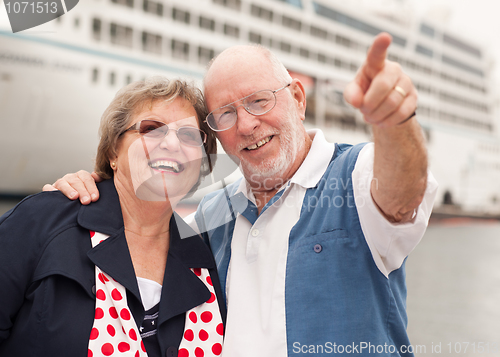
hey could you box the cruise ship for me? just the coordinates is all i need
[1,0,499,215]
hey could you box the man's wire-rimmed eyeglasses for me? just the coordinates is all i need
[205,83,291,132]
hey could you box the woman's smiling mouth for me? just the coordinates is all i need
[148,160,184,173]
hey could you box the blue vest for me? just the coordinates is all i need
[195,143,413,356]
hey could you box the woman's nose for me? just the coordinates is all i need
[159,129,181,151]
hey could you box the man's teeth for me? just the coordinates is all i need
[246,136,272,150]
[149,160,181,173]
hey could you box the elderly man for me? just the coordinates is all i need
[47,33,437,356]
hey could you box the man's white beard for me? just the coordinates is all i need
[241,117,305,187]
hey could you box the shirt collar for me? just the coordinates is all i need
[290,129,335,188]
[233,175,253,202]
[231,128,335,203]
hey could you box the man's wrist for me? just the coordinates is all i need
[398,110,416,125]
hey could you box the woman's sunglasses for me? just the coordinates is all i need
[121,119,207,147]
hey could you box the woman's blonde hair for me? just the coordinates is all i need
[95,77,217,180]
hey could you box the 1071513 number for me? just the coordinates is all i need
[447,342,499,354]
[5,2,58,14]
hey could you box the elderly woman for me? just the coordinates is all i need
[0,78,225,357]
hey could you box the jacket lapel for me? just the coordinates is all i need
[158,213,216,325]
[158,254,211,324]
[86,230,142,303]
[78,180,141,302]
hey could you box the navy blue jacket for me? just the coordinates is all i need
[0,179,226,357]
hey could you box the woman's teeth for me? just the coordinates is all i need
[246,136,272,151]
[149,160,182,173]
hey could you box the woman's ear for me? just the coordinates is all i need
[109,155,118,171]
[289,79,307,121]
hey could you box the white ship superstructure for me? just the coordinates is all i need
[0,0,498,214]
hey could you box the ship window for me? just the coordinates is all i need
[143,0,163,16]
[250,4,273,22]
[439,91,490,113]
[416,44,433,58]
[74,17,80,28]
[111,0,134,8]
[171,39,189,60]
[212,0,241,11]
[109,72,116,86]
[249,32,262,44]
[437,111,492,132]
[318,53,326,63]
[443,33,481,58]
[92,68,99,83]
[299,47,309,58]
[420,23,435,38]
[422,66,432,75]
[272,0,302,9]
[198,46,215,65]
[110,23,133,48]
[126,75,132,84]
[310,26,327,40]
[224,24,239,38]
[405,60,416,70]
[335,35,351,48]
[313,2,406,47]
[280,42,291,53]
[142,31,162,54]
[92,18,102,41]
[415,83,432,94]
[387,53,399,63]
[442,55,484,77]
[199,16,215,31]
[172,8,190,24]
[282,15,301,31]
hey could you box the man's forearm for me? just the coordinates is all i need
[371,117,428,222]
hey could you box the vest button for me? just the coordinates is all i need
[91,285,96,295]
[166,347,177,357]
[313,244,322,253]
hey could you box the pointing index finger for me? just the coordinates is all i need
[363,32,392,80]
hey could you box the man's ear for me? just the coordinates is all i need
[290,79,307,121]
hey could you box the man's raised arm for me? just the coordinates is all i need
[344,32,427,223]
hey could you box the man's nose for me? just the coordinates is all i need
[235,106,260,136]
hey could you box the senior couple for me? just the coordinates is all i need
[0,33,436,356]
